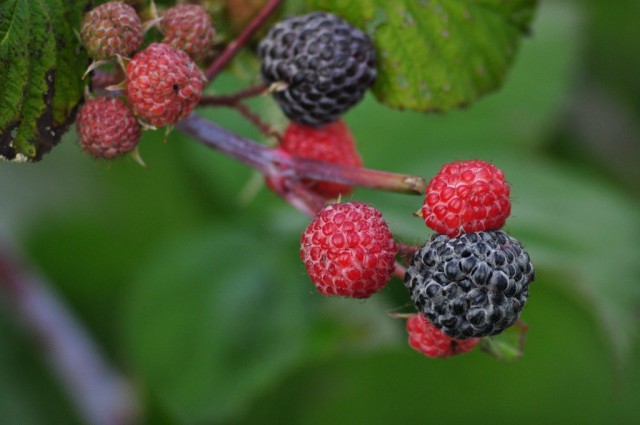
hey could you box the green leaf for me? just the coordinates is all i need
[307,0,538,111]
[0,0,89,162]
[505,158,640,367]
[121,225,311,423]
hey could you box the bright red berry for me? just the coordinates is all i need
[276,121,363,199]
[126,43,204,127]
[406,314,480,358]
[76,97,141,159]
[80,1,143,60]
[161,4,215,61]
[300,202,397,298]
[421,160,511,237]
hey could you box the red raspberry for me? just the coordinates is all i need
[300,202,397,298]
[161,4,215,61]
[80,1,143,60]
[277,121,363,199]
[76,97,141,159]
[407,314,480,358]
[421,160,511,237]
[126,43,204,127]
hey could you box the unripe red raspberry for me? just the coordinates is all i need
[161,4,215,61]
[300,202,397,298]
[80,1,143,60]
[125,43,204,127]
[407,313,480,358]
[76,97,141,158]
[421,160,511,237]
[278,120,363,199]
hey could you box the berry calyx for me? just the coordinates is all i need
[125,43,204,127]
[421,160,511,238]
[76,97,142,159]
[300,202,397,298]
[80,1,143,60]
[160,4,216,61]
[276,120,363,199]
[258,12,377,127]
[404,230,535,339]
[407,313,480,358]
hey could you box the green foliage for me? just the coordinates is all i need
[122,225,310,423]
[307,0,537,111]
[0,0,88,161]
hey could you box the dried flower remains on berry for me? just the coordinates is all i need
[422,160,511,237]
[404,231,535,339]
[300,202,397,298]
[258,12,377,127]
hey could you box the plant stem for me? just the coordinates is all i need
[289,157,427,195]
[0,243,139,425]
[199,83,269,106]
[177,114,427,195]
[177,113,275,172]
[204,0,283,83]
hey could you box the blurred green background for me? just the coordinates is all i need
[2,0,640,423]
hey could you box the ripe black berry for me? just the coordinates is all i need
[404,231,535,339]
[258,12,377,127]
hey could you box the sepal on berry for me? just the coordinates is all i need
[480,319,529,362]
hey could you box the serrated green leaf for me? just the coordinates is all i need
[307,0,538,111]
[0,0,89,162]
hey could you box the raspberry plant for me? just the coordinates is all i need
[11,0,624,423]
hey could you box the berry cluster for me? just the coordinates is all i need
[74,3,537,360]
[404,160,535,342]
[76,1,213,159]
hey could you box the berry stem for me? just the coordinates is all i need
[232,102,281,139]
[394,262,408,280]
[288,157,427,195]
[177,113,275,172]
[204,0,283,83]
[0,243,139,425]
[177,114,428,196]
[199,83,269,106]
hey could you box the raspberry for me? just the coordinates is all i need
[300,202,397,298]
[161,4,216,61]
[279,120,363,198]
[76,97,141,158]
[258,12,377,127]
[407,313,480,358]
[80,1,143,60]
[421,160,511,238]
[125,43,204,127]
[404,231,535,339]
